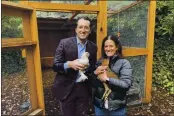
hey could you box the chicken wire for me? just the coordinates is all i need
[108,1,149,48]
[126,55,146,97]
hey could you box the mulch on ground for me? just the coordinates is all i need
[1,71,31,115]
[42,69,174,116]
[1,69,174,116]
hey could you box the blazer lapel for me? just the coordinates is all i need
[86,40,92,57]
[71,37,78,59]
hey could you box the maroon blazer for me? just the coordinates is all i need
[52,37,97,100]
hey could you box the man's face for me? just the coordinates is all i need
[75,19,91,40]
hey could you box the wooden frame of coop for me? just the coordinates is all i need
[1,0,156,115]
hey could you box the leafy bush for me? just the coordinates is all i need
[153,1,174,94]
[2,15,26,77]
[1,51,26,77]
[2,16,23,38]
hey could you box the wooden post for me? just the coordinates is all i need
[26,46,38,110]
[20,0,29,58]
[30,9,45,114]
[97,0,107,59]
[145,0,156,103]
[20,0,45,113]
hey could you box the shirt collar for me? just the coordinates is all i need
[76,36,88,46]
[112,54,118,59]
[108,54,118,61]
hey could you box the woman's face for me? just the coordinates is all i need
[104,39,118,57]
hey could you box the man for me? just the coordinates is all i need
[52,17,97,116]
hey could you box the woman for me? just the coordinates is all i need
[92,35,132,116]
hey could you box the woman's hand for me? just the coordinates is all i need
[94,66,108,75]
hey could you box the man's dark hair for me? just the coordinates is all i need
[76,16,92,28]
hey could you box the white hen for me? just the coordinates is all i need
[76,52,90,82]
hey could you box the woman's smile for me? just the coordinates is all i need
[104,40,118,57]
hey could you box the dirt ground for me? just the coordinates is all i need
[1,69,174,116]
[1,71,31,115]
[42,69,174,116]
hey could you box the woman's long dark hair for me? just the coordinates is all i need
[101,35,123,59]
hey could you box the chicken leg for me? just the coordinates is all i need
[99,59,118,101]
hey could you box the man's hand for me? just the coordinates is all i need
[68,59,86,71]
[94,66,108,75]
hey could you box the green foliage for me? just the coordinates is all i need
[1,51,26,77]
[155,1,174,38]
[2,15,25,77]
[2,15,23,38]
[153,1,174,94]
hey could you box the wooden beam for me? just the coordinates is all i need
[41,57,54,68]
[69,0,93,21]
[97,1,107,59]
[2,6,23,17]
[123,48,148,57]
[41,57,54,60]
[2,1,33,17]
[107,1,144,18]
[2,41,37,48]
[37,10,96,14]
[2,1,33,11]
[2,38,25,42]
[2,39,28,58]
[28,109,43,115]
[28,2,99,12]
[19,0,29,6]
[21,109,33,116]
[145,0,156,103]
[61,0,93,28]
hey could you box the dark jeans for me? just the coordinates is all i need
[94,105,126,116]
[59,82,89,116]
